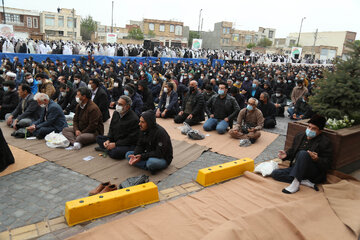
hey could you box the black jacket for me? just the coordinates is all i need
[181,89,205,121]
[107,109,140,146]
[1,90,19,113]
[134,111,173,165]
[285,132,332,183]
[92,87,110,122]
[140,88,155,111]
[258,101,276,120]
[294,99,314,119]
[270,94,287,107]
[59,88,77,114]
[206,94,240,122]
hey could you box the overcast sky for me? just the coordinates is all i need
[5,0,360,39]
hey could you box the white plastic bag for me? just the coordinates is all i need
[180,122,192,135]
[44,131,70,148]
[254,160,279,177]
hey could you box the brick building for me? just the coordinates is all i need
[141,19,189,47]
[0,7,43,40]
[40,8,81,41]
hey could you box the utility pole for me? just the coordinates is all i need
[297,17,306,47]
[2,0,5,24]
[111,1,114,33]
[312,28,318,61]
[200,18,203,39]
[198,9,202,36]
[72,8,75,41]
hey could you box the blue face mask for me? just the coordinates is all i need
[218,89,225,95]
[3,86,8,91]
[252,83,257,88]
[124,90,129,96]
[306,128,317,138]
[246,104,253,111]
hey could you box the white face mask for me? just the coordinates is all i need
[87,84,92,90]
[163,87,168,93]
[74,79,80,84]
[276,93,281,97]
[115,105,123,113]
[27,78,33,84]
[76,97,81,103]
[61,92,66,97]
[114,82,119,87]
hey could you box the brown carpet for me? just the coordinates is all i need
[157,118,279,160]
[0,145,46,177]
[0,122,208,186]
[67,172,360,240]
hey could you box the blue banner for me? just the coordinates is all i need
[0,52,217,66]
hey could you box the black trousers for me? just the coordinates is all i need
[271,150,322,183]
[96,135,135,160]
[264,118,276,129]
[174,113,201,126]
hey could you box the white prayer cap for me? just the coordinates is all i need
[6,72,17,78]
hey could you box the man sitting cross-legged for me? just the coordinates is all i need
[95,95,140,159]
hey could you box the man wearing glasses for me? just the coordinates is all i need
[229,97,264,143]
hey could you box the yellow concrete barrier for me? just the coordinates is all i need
[65,182,159,226]
[196,158,254,187]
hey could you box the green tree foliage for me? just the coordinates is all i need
[80,16,97,41]
[246,43,256,49]
[257,38,272,48]
[128,28,144,40]
[188,31,200,46]
[148,30,155,38]
[309,42,360,123]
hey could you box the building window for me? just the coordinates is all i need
[175,25,182,35]
[5,13,21,23]
[33,18,38,28]
[45,30,56,36]
[45,14,55,26]
[289,40,296,46]
[67,17,76,28]
[227,28,230,34]
[149,23,154,31]
[268,31,273,39]
[27,17,32,28]
[159,24,165,32]
[232,34,239,41]
[58,31,64,36]
[67,31,77,37]
[170,25,174,32]
[245,35,252,43]
[58,16,64,27]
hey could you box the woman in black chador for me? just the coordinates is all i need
[0,128,14,172]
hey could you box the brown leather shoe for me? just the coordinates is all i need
[89,182,110,196]
[99,184,117,194]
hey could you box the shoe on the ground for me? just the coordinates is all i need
[99,184,117,194]
[73,142,82,150]
[95,146,107,152]
[89,181,111,196]
[11,131,16,136]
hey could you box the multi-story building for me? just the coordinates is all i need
[141,19,189,47]
[0,7,43,40]
[287,31,356,58]
[202,21,276,50]
[39,8,81,41]
[257,27,276,44]
[92,22,138,43]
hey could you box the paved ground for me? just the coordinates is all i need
[0,162,99,232]
[3,116,356,240]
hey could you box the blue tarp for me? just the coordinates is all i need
[0,52,218,66]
